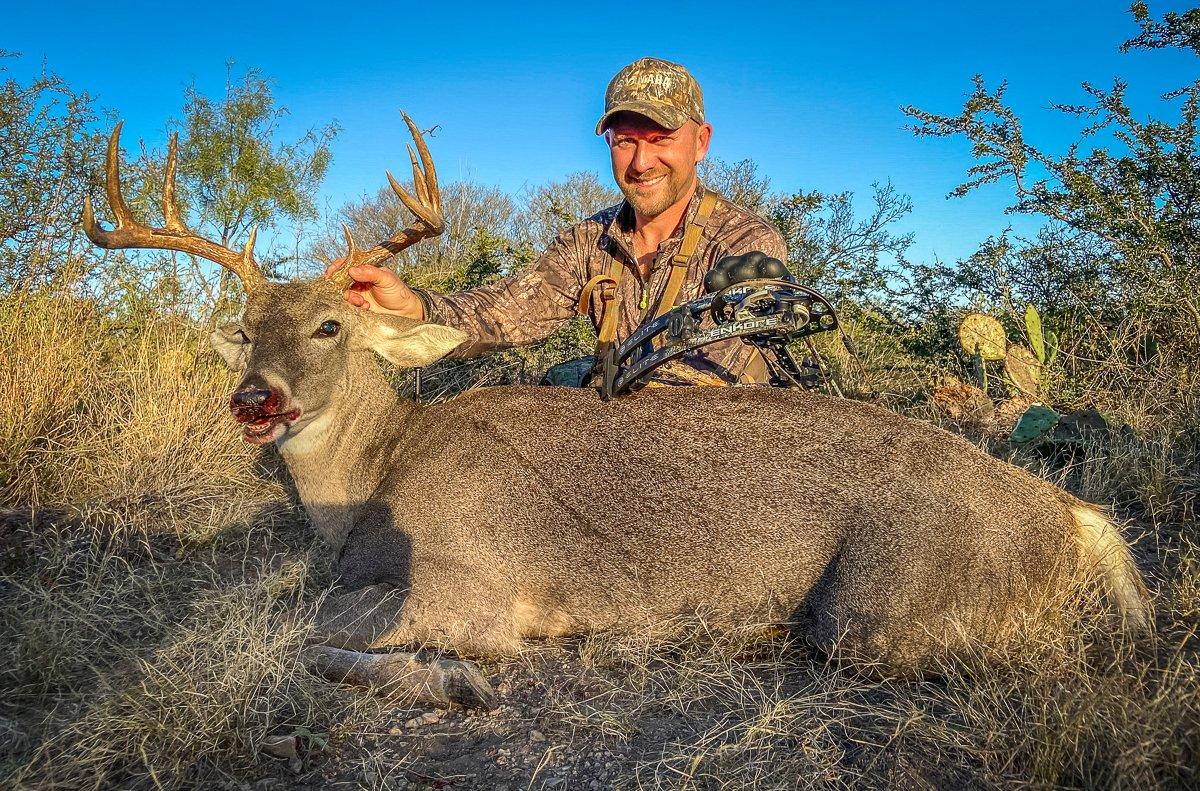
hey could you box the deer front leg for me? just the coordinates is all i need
[303,583,499,710]
[303,645,497,710]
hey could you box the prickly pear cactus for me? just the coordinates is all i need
[1024,303,1046,364]
[958,313,1007,361]
[1004,345,1042,397]
[1009,404,1060,444]
[973,348,988,391]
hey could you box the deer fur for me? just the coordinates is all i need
[212,281,1151,706]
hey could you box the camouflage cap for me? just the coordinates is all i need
[595,58,705,135]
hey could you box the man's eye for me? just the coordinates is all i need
[314,320,341,338]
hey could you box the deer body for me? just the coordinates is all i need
[263,321,1141,673]
[85,117,1150,708]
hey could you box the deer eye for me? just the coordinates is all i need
[314,320,341,339]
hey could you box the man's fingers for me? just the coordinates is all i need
[324,257,346,276]
[326,262,397,291]
[345,265,392,286]
[329,262,414,316]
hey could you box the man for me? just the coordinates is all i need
[332,57,787,383]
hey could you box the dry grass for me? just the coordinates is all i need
[530,562,1199,789]
[2,289,1197,789]
[1,533,377,790]
[0,289,277,534]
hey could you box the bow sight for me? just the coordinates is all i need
[597,254,845,400]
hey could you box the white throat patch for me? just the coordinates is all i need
[276,411,334,457]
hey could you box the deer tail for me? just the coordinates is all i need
[1070,504,1153,635]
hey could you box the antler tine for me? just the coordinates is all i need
[82,123,265,293]
[406,144,430,208]
[104,121,134,228]
[81,125,128,247]
[161,133,186,232]
[243,227,259,271]
[341,224,361,258]
[326,224,364,290]
[387,168,441,229]
[402,111,440,214]
[325,112,445,283]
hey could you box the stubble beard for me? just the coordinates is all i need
[618,169,694,219]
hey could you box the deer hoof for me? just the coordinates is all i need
[439,659,498,710]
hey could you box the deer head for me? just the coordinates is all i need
[85,113,466,445]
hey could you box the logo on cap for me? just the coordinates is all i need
[596,58,705,135]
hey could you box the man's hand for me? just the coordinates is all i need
[325,260,425,320]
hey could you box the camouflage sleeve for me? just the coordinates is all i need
[412,225,588,360]
[756,226,788,262]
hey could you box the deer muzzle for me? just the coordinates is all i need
[230,386,301,445]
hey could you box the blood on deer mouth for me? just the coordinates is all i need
[234,406,302,444]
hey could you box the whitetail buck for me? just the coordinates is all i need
[84,115,1151,709]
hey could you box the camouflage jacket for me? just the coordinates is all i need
[415,183,788,383]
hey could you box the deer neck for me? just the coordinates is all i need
[276,353,415,550]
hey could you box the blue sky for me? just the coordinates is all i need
[6,1,1193,267]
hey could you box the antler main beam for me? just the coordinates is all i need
[82,122,265,293]
[326,112,444,288]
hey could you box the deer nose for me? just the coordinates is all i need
[230,387,275,410]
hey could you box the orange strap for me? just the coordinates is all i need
[649,191,717,349]
[578,190,717,351]
[577,259,626,344]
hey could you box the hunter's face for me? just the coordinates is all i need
[605,114,711,219]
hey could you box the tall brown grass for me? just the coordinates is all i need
[1,289,272,522]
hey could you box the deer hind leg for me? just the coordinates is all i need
[800,543,985,676]
[303,583,511,709]
[806,535,1059,676]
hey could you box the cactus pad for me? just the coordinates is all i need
[958,313,1007,361]
[1004,345,1042,397]
[1024,303,1046,364]
[1009,404,1060,444]
[932,375,995,427]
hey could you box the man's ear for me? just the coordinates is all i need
[210,322,250,371]
[695,122,713,163]
[361,316,468,368]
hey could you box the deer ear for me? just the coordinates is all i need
[363,318,467,368]
[210,322,251,371]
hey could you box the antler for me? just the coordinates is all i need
[82,122,265,293]
[326,111,444,288]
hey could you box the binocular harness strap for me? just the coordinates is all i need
[655,190,718,325]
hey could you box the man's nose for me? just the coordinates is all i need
[630,141,655,173]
